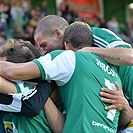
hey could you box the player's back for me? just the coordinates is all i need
[59,52,121,133]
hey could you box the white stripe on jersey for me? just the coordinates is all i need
[22,88,37,100]
[93,34,131,48]
[16,81,36,96]
[0,93,22,112]
[37,50,76,86]
[108,41,132,48]
[93,35,109,48]
[101,28,122,40]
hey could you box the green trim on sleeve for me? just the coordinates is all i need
[33,59,46,80]
[24,83,33,90]
[14,83,21,93]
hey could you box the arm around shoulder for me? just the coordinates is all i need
[0,61,41,80]
[79,47,133,65]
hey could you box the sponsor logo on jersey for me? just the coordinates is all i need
[4,121,13,133]
[92,120,116,133]
[127,121,133,128]
[96,59,118,77]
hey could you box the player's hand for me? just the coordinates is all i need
[100,82,129,111]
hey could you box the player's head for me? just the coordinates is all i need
[63,21,93,51]
[34,15,68,54]
[1,39,41,63]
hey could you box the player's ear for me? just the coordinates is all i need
[64,42,68,50]
[64,42,74,50]
[54,29,63,40]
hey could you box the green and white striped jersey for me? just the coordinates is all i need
[34,50,122,133]
[92,27,131,48]
[92,27,133,104]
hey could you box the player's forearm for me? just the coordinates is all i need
[79,47,133,65]
[0,77,17,94]
[118,104,133,129]
[44,98,65,133]
[0,61,41,80]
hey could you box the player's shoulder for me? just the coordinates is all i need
[92,27,121,38]
[50,50,75,60]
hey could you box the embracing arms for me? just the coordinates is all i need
[0,65,53,117]
[0,61,41,80]
[100,82,133,129]
[79,47,133,65]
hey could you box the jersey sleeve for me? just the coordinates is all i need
[33,50,76,86]
[0,93,22,112]
[17,80,52,117]
[92,27,132,48]
[0,81,52,117]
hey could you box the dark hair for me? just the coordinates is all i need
[1,39,41,63]
[63,21,93,49]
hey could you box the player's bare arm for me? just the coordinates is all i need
[0,61,41,80]
[78,47,133,65]
[44,97,65,133]
[0,76,17,94]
